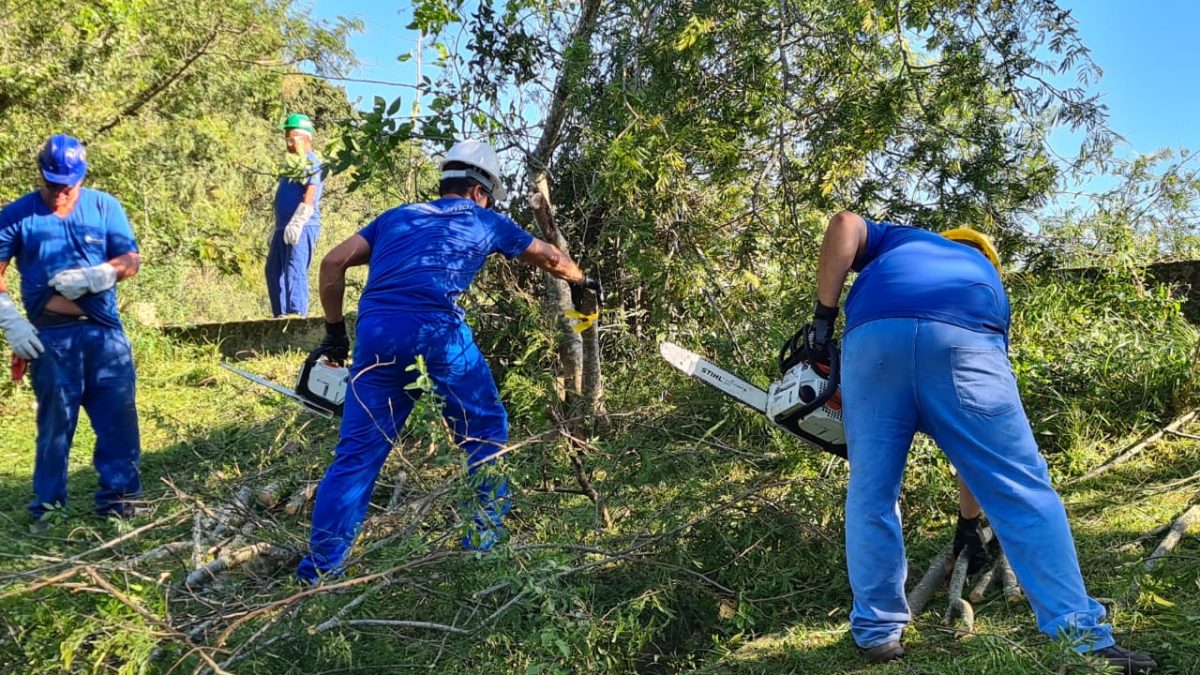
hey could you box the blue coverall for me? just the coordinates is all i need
[266,150,323,316]
[0,189,142,517]
[840,220,1113,652]
[298,198,534,582]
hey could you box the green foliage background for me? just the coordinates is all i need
[0,0,1199,673]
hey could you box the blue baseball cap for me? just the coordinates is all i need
[38,134,88,185]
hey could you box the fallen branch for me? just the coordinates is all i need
[568,447,613,529]
[192,511,206,569]
[1163,429,1200,442]
[318,618,469,634]
[209,550,460,651]
[115,541,192,570]
[1073,410,1198,484]
[1145,504,1200,571]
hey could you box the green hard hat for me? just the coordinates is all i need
[280,113,315,134]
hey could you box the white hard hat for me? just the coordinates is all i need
[440,139,507,201]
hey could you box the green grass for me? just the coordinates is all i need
[0,327,1197,674]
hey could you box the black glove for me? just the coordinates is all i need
[803,301,839,367]
[952,514,994,574]
[569,275,603,313]
[309,319,350,366]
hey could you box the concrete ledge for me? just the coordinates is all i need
[162,315,357,359]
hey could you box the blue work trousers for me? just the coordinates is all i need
[842,318,1113,652]
[27,322,141,517]
[265,225,319,317]
[298,312,511,581]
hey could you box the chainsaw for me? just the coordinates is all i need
[221,356,348,417]
[659,336,847,458]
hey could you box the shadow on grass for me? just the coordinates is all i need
[0,411,335,576]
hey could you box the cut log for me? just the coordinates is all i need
[256,482,283,509]
[945,527,992,625]
[285,482,318,516]
[185,542,276,589]
[1000,555,1022,603]
[387,472,408,511]
[969,558,1002,604]
[907,543,953,615]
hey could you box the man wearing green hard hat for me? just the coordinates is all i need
[265,113,324,317]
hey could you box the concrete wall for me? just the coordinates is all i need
[162,315,357,359]
[161,260,1200,357]
[1146,261,1200,323]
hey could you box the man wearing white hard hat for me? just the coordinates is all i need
[297,139,600,582]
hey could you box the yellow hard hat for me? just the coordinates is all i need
[942,227,1001,270]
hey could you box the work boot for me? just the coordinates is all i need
[1091,644,1157,674]
[859,640,904,664]
[29,518,52,535]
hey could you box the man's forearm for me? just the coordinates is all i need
[520,240,585,283]
[318,263,346,323]
[542,246,584,284]
[110,252,140,282]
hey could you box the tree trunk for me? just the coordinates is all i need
[529,188,582,401]
[522,0,603,410]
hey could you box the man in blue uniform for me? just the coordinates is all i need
[804,211,1156,673]
[266,113,323,317]
[297,139,601,582]
[0,134,142,529]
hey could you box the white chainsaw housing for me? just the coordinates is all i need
[766,362,845,451]
[295,358,348,415]
[298,360,348,406]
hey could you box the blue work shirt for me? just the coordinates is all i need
[356,197,535,319]
[0,188,138,329]
[274,151,323,231]
[844,219,1009,340]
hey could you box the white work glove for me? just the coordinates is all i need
[49,263,117,300]
[283,203,314,246]
[0,293,44,360]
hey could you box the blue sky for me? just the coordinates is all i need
[310,0,1200,159]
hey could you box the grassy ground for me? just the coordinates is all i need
[0,327,1197,674]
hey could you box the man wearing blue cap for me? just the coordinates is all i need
[0,134,143,530]
[265,113,323,317]
[806,211,1155,672]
